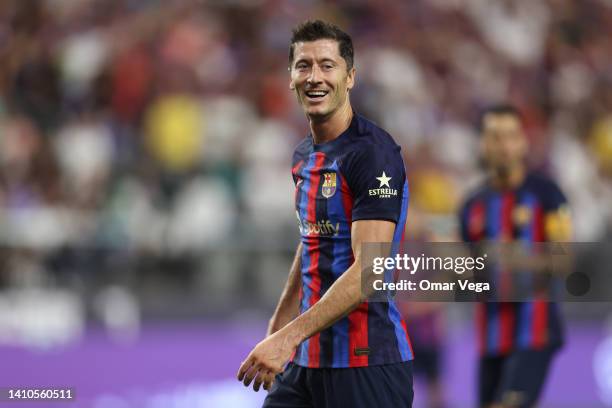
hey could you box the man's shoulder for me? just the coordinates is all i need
[524,171,562,193]
[352,114,400,150]
[292,136,312,164]
[336,114,402,168]
[524,171,567,207]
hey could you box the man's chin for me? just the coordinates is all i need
[305,108,331,121]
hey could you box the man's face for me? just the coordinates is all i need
[481,113,528,171]
[289,39,355,120]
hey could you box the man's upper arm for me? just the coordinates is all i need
[343,142,406,259]
[351,220,396,256]
[342,143,406,224]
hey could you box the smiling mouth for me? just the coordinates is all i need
[304,90,329,102]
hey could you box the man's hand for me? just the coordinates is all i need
[237,327,302,392]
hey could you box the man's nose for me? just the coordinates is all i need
[307,65,322,84]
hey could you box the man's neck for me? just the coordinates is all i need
[490,163,526,190]
[309,102,353,145]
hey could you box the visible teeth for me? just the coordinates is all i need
[307,91,327,97]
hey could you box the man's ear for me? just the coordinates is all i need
[288,64,295,90]
[346,67,356,91]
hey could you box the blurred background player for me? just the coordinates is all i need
[237,20,414,407]
[459,105,572,408]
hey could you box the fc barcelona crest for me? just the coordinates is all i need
[321,172,337,198]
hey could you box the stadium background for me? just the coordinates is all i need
[1,0,612,407]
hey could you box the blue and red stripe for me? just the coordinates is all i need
[304,153,325,367]
[498,192,516,354]
[530,202,548,348]
[327,170,354,366]
[484,194,501,353]
[517,192,537,348]
[295,153,325,366]
[468,199,488,354]
[465,179,562,356]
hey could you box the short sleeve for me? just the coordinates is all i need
[342,145,406,223]
[291,152,303,185]
[291,139,309,185]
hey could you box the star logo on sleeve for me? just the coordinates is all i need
[369,171,398,198]
[376,172,392,188]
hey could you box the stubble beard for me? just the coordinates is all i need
[305,91,347,124]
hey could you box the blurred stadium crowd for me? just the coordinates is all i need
[1,0,612,343]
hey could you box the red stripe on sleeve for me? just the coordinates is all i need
[401,318,414,357]
[292,160,304,175]
[305,153,325,367]
[293,160,304,204]
[348,302,369,366]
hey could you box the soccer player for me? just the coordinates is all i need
[459,105,572,408]
[237,20,414,407]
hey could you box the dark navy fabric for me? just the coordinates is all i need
[262,361,414,408]
[478,347,559,408]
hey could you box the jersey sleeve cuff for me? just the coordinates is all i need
[352,213,399,224]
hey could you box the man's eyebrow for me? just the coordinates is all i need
[294,57,311,65]
[318,58,337,64]
[293,56,338,66]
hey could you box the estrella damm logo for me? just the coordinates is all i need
[321,172,337,198]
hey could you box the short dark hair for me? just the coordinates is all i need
[289,20,354,70]
[478,104,522,132]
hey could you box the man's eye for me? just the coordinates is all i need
[323,65,333,70]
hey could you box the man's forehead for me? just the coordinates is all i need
[293,39,341,59]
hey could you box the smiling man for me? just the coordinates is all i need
[237,20,414,407]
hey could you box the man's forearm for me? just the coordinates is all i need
[267,243,302,336]
[281,258,363,345]
[277,220,396,346]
